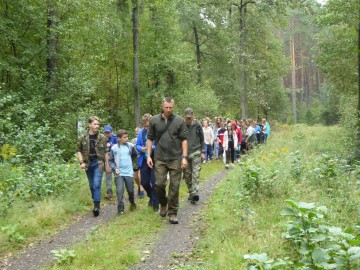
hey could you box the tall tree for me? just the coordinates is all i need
[132,0,141,127]
[46,0,59,97]
[316,0,359,156]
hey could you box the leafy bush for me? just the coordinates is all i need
[245,200,360,269]
[0,159,80,216]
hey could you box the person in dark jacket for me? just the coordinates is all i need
[146,97,188,224]
[136,113,159,211]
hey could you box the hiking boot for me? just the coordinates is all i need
[138,190,145,199]
[93,202,100,217]
[130,203,137,211]
[159,205,167,217]
[148,199,153,207]
[191,194,199,204]
[169,214,179,224]
[117,210,124,215]
[153,204,159,212]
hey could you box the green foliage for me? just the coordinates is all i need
[245,200,360,270]
[51,248,76,265]
[0,224,25,243]
[0,159,80,216]
[281,200,360,269]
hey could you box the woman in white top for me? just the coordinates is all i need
[202,119,214,162]
[223,122,238,168]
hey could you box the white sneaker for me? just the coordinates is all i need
[203,161,206,164]
[225,164,229,169]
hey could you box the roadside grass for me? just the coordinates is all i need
[179,124,359,269]
[45,160,224,269]
[0,178,91,255]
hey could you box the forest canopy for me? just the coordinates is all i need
[0,0,359,162]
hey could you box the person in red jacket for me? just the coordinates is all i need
[217,122,226,162]
[232,120,242,161]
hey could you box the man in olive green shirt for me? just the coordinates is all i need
[147,97,188,224]
[183,108,205,204]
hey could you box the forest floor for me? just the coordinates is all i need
[1,168,229,270]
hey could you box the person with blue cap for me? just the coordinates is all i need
[103,125,118,199]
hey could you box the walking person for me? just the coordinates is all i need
[77,116,110,217]
[202,119,214,163]
[223,122,238,168]
[131,127,145,198]
[136,113,159,211]
[109,130,138,214]
[245,118,257,151]
[262,117,271,142]
[183,108,204,204]
[217,122,226,162]
[146,97,188,224]
[103,125,118,199]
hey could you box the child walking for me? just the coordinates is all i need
[109,130,138,214]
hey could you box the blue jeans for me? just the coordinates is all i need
[140,161,159,208]
[86,161,103,203]
[115,175,135,212]
[204,144,213,161]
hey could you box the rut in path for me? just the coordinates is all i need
[129,169,229,270]
[0,169,229,270]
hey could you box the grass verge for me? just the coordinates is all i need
[178,124,359,269]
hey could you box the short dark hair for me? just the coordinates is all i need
[116,129,128,138]
[163,97,174,103]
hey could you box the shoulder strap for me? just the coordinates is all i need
[157,115,177,143]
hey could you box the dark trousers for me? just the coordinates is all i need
[226,147,235,164]
[140,161,159,207]
[154,159,182,216]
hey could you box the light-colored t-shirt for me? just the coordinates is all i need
[119,145,133,177]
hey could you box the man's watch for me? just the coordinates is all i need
[182,156,188,160]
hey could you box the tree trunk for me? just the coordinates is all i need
[239,2,248,119]
[357,23,360,158]
[193,23,202,85]
[290,19,297,124]
[132,0,141,127]
[46,0,59,96]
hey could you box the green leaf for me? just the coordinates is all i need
[312,248,330,264]
[349,247,360,261]
[280,207,298,216]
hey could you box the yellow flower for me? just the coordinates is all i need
[1,144,17,160]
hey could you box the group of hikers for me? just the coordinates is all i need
[202,115,271,168]
[76,97,270,224]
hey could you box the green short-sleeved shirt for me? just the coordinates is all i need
[148,113,188,161]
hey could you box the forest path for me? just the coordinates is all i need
[128,169,229,270]
[1,168,229,270]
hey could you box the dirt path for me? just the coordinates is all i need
[0,169,229,270]
[0,202,119,270]
[129,169,229,270]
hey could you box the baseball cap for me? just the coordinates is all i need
[103,125,112,132]
[184,108,193,118]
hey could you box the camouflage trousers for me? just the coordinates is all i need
[183,150,202,195]
[154,159,182,216]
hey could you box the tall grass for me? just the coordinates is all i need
[179,124,359,269]
[0,177,91,254]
